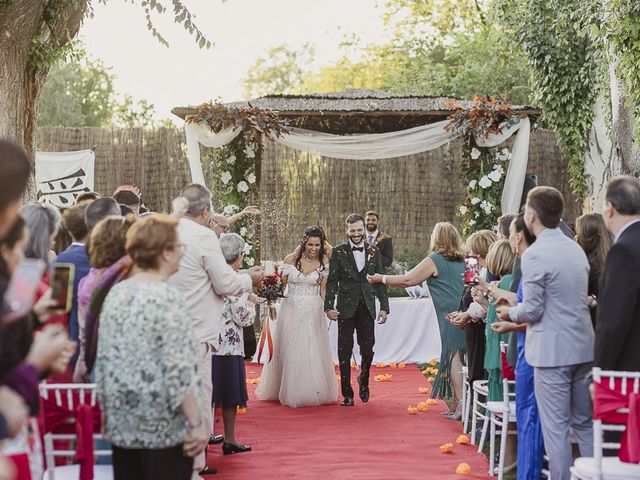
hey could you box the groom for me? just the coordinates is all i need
[325,213,390,406]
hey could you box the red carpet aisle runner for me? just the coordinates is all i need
[206,364,490,480]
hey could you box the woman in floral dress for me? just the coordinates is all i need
[212,233,257,455]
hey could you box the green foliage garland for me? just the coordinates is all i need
[498,0,603,199]
[203,138,260,268]
[191,102,287,268]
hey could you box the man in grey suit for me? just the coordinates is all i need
[497,186,594,480]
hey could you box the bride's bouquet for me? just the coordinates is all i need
[255,266,285,364]
[255,266,285,304]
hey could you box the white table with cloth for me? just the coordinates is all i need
[253,297,441,365]
[327,297,441,364]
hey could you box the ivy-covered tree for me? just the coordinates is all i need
[498,0,640,204]
[0,0,210,192]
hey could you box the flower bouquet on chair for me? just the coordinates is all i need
[255,266,285,363]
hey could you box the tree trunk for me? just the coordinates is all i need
[0,1,86,199]
[609,59,640,179]
[584,94,613,211]
[584,57,640,211]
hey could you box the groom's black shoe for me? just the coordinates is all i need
[357,375,370,403]
[208,434,224,445]
[342,396,355,407]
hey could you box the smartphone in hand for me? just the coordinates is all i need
[463,256,479,286]
[50,263,75,313]
[2,259,46,324]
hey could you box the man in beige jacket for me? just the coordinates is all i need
[169,184,263,478]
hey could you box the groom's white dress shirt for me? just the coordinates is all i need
[349,240,366,272]
[169,217,252,349]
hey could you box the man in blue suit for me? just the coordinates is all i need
[54,202,92,366]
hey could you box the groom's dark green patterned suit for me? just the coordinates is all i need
[324,241,389,402]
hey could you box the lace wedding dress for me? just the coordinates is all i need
[255,264,338,407]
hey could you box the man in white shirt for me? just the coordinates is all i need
[168,184,263,477]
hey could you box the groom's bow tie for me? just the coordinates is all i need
[351,246,364,252]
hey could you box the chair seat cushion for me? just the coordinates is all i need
[486,400,516,413]
[571,456,640,479]
[43,465,113,480]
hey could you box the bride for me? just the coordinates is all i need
[256,226,338,407]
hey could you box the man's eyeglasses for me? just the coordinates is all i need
[210,219,230,233]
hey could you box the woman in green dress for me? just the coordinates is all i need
[368,222,465,416]
[474,239,515,401]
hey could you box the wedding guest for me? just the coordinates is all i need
[113,188,141,217]
[20,203,60,263]
[0,140,30,241]
[0,140,31,442]
[95,215,207,480]
[0,217,76,413]
[575,213,612,327]
[491,212,543,480]
[480,239,514,401]
[213,233,258,455]
[73,214,136,382]
[496,186,593,480]
[369,222,465,416]
[209,206,261,238]
[449,230,498,390]
[596,176,640,371]
[168,184,263,477]
[210,214,230,238]
[365,210,393,268]
[84,197,121,232]
[75,191,101,203]
[55,202,93,366]
[497,214,516,240]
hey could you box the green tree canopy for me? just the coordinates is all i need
[37,48,168,128]
[242,0,533,105]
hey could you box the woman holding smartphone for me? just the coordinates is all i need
[490,213,544,480]
[369,222,465,416]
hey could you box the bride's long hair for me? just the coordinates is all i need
[294,225,327,273]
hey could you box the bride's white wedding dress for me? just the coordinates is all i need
[256,263,338,407]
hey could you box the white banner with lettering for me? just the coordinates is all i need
[35,150,95,208]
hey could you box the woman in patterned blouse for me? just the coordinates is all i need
[212,233,258,455]
[95,215,208,480]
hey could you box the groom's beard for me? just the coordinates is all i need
[366,224,376,232]
[348,234,364,245]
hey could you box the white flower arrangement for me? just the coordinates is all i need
[244,144,256,159]
[227,154,236,165]
[459,205,468,215]
[240,227,248,237]
[469,219,476,226]
[246,172,256,184]
[488,169,502,183]
[471,148,481,160]
[478,175,493,189]
[471,197,481,205]
[496,148,511,162]
[244,256,255,266]
[237,181,249,193]
[221,171,232,185]
[223,204,239,215]
[243,242,252,255]
[480,200,494,215]
[468,179,478,189]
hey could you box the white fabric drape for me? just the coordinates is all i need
[475,116,531,214]
[184,122,241,184]
[277,121,460,160]
[183,115,531,215]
